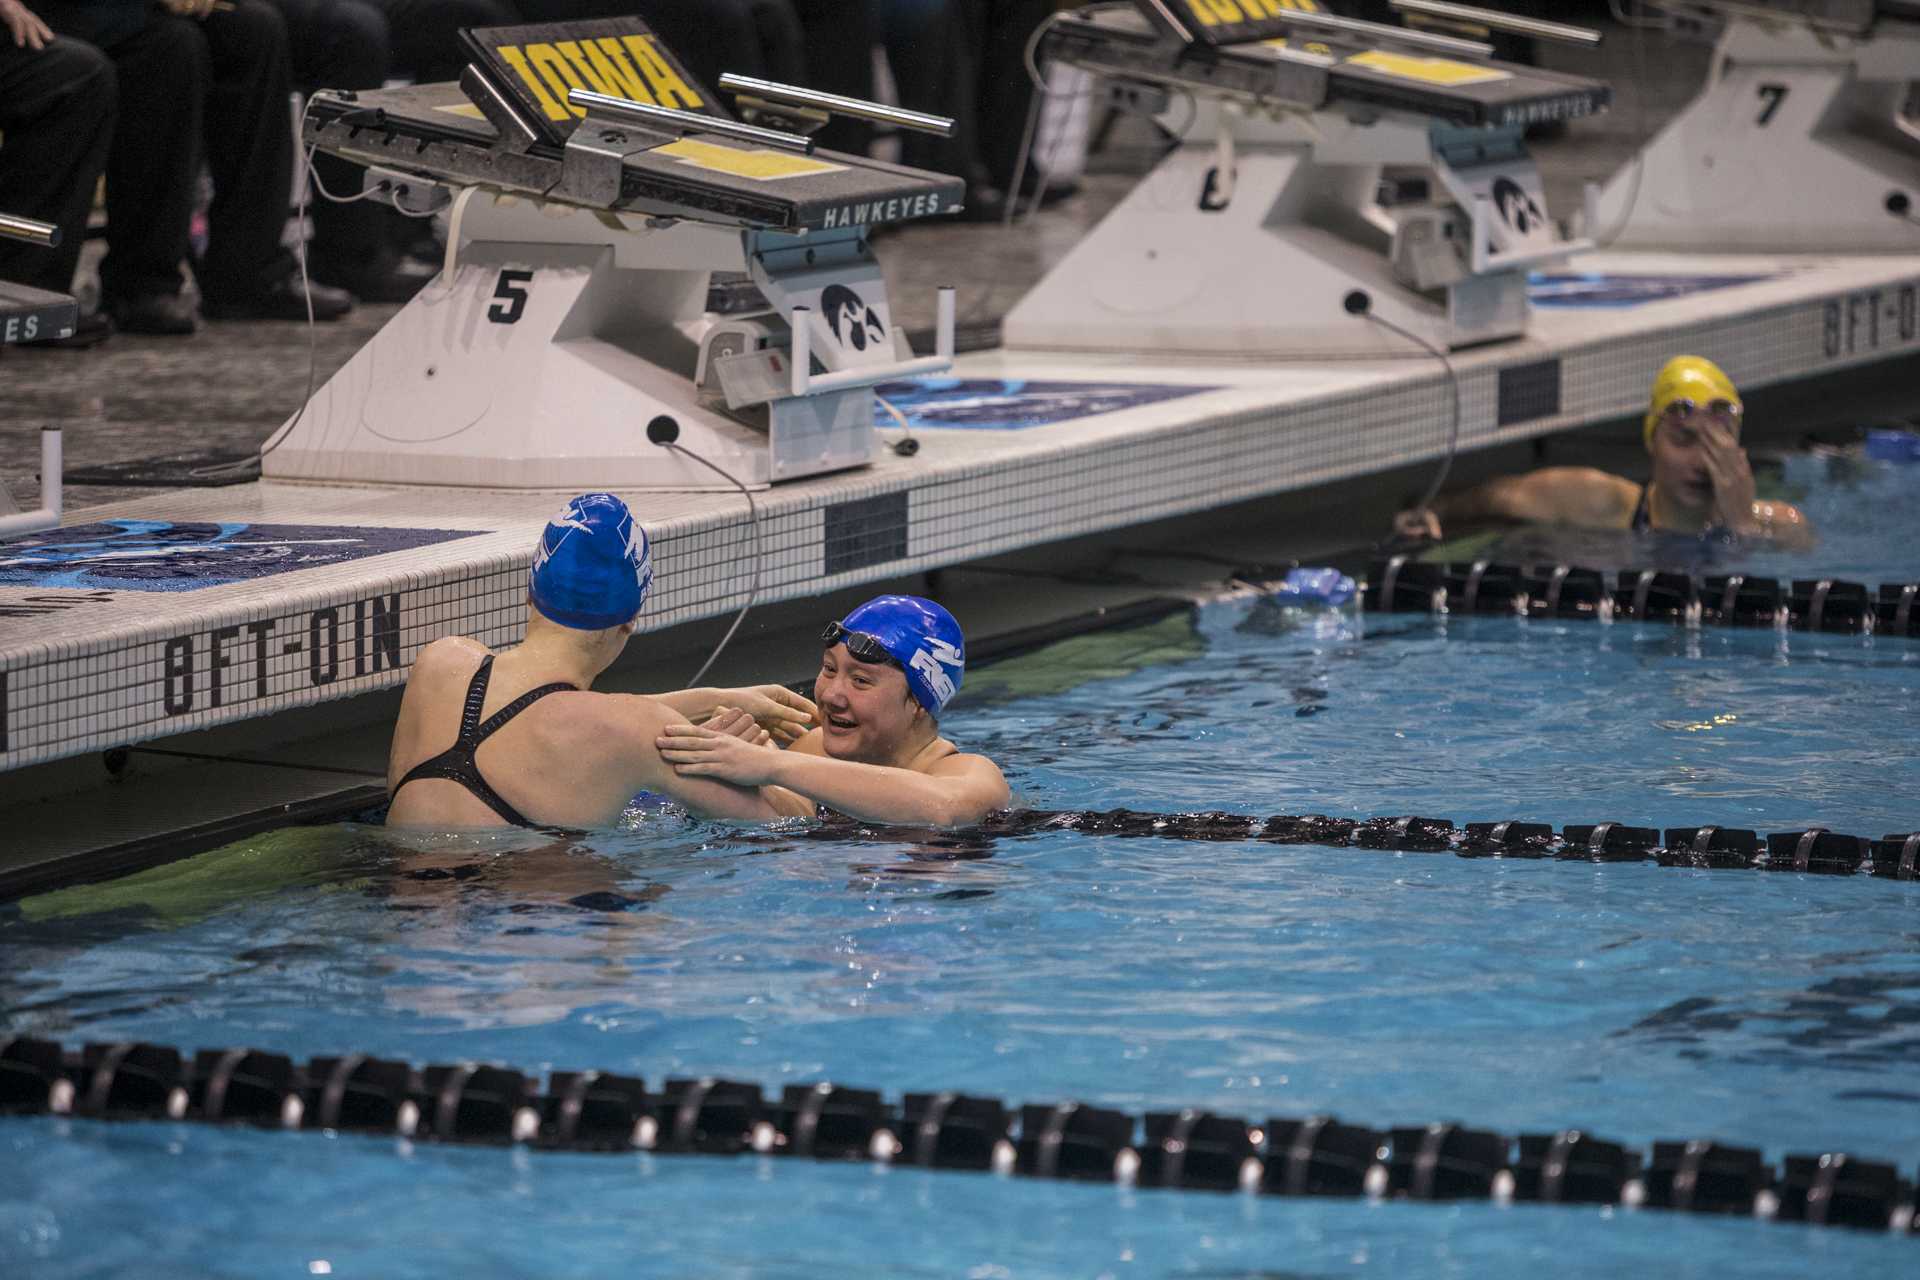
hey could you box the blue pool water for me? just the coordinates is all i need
[6,460,1920,1276]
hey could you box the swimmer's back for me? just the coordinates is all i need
[386,637,776,829]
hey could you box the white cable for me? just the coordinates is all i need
[661,442,763,689]
[194,95,465,479]
[873,391,919,455]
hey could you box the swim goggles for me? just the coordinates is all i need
[1658,397,1742,428]
[822,621,898,667]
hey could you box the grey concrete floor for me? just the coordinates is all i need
[0,16,1705,512]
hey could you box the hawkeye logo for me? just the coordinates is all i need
[495,35,703,123]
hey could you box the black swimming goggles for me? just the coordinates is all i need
[822,621,898,667]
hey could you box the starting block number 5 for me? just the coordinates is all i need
[489,270,534,325]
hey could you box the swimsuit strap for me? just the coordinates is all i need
[1630,484,1653,534]
[391,656,576,827]
[474,680,578,744]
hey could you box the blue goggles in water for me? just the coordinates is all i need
[821,621,898,668]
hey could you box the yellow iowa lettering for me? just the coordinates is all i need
[1188,0,1318,22]
[583,37,659,105]
[497,45,567,122]
[524,41,589,117]
[553,41,612,98]
[621,35,703,110]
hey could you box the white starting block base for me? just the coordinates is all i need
[1587,15,1920,254]
[1003,144,1524,359]
[4,249,1918,773]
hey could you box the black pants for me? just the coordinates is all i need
[0,37,116,294]
[39,1,297,302]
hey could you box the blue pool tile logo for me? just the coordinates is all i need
[0,520,484,592]
[1527,272,1776,309]
[873,378,1217,431]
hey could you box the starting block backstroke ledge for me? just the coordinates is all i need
[2,4,1918,776]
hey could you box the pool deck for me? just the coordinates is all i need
[4,249,1918,780]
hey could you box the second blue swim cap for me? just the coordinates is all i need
[837,595,965,714]
[529,492,652,630]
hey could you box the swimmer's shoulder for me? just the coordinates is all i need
[1527,467,1641,528]
[405,635,490,688]
[926,741,1008,782]
[925,745,1011,814]
[1753,497,1816,549]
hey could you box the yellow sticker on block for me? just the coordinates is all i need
[653,138,847,182]
[435,103,487,120]
[1345,50,1510,87]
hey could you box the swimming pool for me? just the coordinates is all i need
[5,460,1920,1277]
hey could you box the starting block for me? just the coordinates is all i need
[1585,0,1920,254]
[1,211,71,542]
[1003,1,1611,357]
[263,18,965,491]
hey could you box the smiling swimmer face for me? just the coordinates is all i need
[814,642,923,762]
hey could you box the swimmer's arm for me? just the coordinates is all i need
[758,751,1010,828]
[648,685,817,745]
[1430,469,1640,529]
[612,698,788,822]
[656,723,1007,826]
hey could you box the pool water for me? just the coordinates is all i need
[6,460,1920,1277]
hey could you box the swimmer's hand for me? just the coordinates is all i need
[1,0,52,50]
[706,706,773,747]
[656,722,780,786]
[1393,507,1443,541]
[1698,418,1760,535]
[698,685,816,745]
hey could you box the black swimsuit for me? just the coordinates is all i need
[1630,484,1653,533]
[391,655,575,827]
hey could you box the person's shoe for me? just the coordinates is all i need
[308,250,439,304]
[21,309,115,350]
[104,292,198,336]
[201,273,354,322]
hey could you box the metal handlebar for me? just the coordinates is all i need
[0,213,59,249]
[717,74,956,138]
[1256,9,1495,59]
[1391,0,1605,47]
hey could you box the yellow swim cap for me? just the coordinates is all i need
[1644,355,1740,451]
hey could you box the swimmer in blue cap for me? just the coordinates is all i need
[386,493,815,829]
[656,594,1009,827]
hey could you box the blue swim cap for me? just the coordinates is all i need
[832,595,965,714]
[528,493,652,630]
